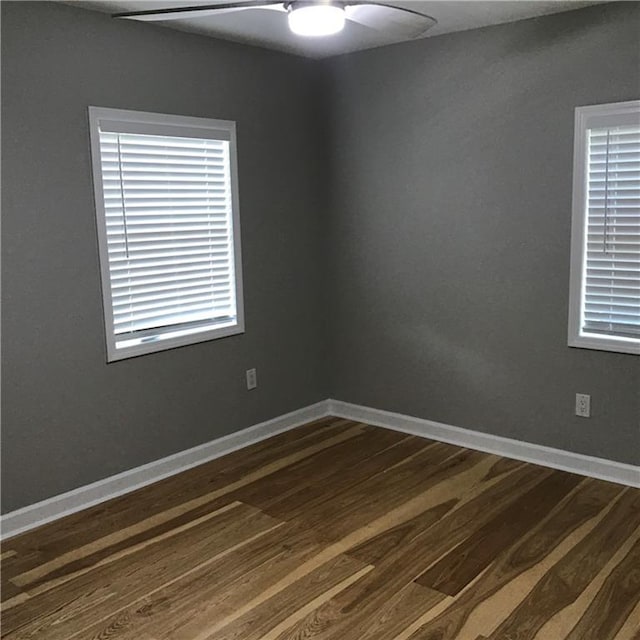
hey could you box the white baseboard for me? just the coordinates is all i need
[0,401,331,539]
[328,399,640,489]
[3,398,638,539]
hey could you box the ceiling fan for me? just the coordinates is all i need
[113,1,437,39]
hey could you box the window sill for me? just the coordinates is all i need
[107,321,244,362]
[568,333,640,356]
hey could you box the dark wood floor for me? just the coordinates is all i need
[1,417,639,639]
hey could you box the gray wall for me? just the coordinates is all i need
[1,1,328,512]
[326,2,640,465]
[3,1,639,513]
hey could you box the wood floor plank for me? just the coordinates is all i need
[250,436,442,523]
[196,554,372,640]
[486,488,640,640]
[1,419,638,640]
[10,502,240,591]
[2,503,282,639]
[616,599,640,640]
[0,582,26,607]
[564,535,640,640]
[298,446,486,544]
[348,460,554,586]
[346,456,528,567]
[3,417,353,566]
[182,451,503,639]
[405,478,622,640]
[233,427,417,516]
[271,462,554,640]
[9,422,364,595]
[273,578,445,640]
[529,516,640,640]
[346,498,458,566]
[72,518,330,640]
[260,501,454,640]
[415,471,583,596]
[83,553,372,640]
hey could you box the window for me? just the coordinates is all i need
[568,101,640,355]
[89,107,244,361]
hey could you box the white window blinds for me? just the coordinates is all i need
[584,124,640,339]
[89,108,243,361]
[569,101,640,354]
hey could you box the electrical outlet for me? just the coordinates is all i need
[575,393,591,418]
[246,368,257,391]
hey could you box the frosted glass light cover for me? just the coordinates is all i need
[288,5,346,36]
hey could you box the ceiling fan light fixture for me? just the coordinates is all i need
[287,2,346,37]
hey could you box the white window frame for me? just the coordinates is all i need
[568,100,640,356]
[88,107,245,362]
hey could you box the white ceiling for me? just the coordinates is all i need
[66,0,608,58]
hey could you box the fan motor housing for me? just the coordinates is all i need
[284,1,347,11]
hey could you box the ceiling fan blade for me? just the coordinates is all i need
[113,1,284,22]
[346,3,436,39]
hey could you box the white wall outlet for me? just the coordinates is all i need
[575,393,591,418]
[246,368,257,391]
